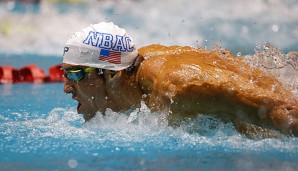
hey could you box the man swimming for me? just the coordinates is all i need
[63,22,298,138]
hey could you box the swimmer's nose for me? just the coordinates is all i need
[63,79,75,94]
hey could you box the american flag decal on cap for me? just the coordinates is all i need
[98,49,121,64]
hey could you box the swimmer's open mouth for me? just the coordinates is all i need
[77,102,81,111]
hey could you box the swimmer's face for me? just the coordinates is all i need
[62,63,108,121]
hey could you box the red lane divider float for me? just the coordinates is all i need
[0,64,65,84]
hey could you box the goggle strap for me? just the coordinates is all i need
[84,67,96,73]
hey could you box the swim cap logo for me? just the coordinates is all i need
[82,31,134,52]
[63,47,69,56]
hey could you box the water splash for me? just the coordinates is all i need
[2,101,298,155]
[242,42,298,96]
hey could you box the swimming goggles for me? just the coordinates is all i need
[63,67,97,81]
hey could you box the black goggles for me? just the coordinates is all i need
[63,67,97,81]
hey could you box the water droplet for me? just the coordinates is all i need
[236,52,242,57]
[170,98,174,104]
[272,24,279,32]
[68,159,78,168]
[255,43,260,50]
[271,84,276,91]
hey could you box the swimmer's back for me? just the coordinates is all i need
[137,45,297,133]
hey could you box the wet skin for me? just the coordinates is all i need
[63,45,298,137]
[137,45,298,137]
[63,64,108,121]
[63,64,143,121]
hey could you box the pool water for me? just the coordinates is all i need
[1,0,298,170]
[1,57,298,171]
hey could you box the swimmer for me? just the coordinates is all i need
[63,22,298,138]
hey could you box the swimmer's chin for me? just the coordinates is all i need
[82,113,96,122]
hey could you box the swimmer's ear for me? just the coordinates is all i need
[103,70,122,82]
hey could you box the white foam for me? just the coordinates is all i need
[2,102,298,154]
[242,42,298,96]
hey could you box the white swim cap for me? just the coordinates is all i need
[63,22,138,71]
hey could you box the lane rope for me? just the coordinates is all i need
[0,64,64,84]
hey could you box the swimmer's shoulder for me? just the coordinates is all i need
[137,44,215,94]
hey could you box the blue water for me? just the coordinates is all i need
[1,80,298,171]
[0,56,298,171]
[1,0,298,170]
